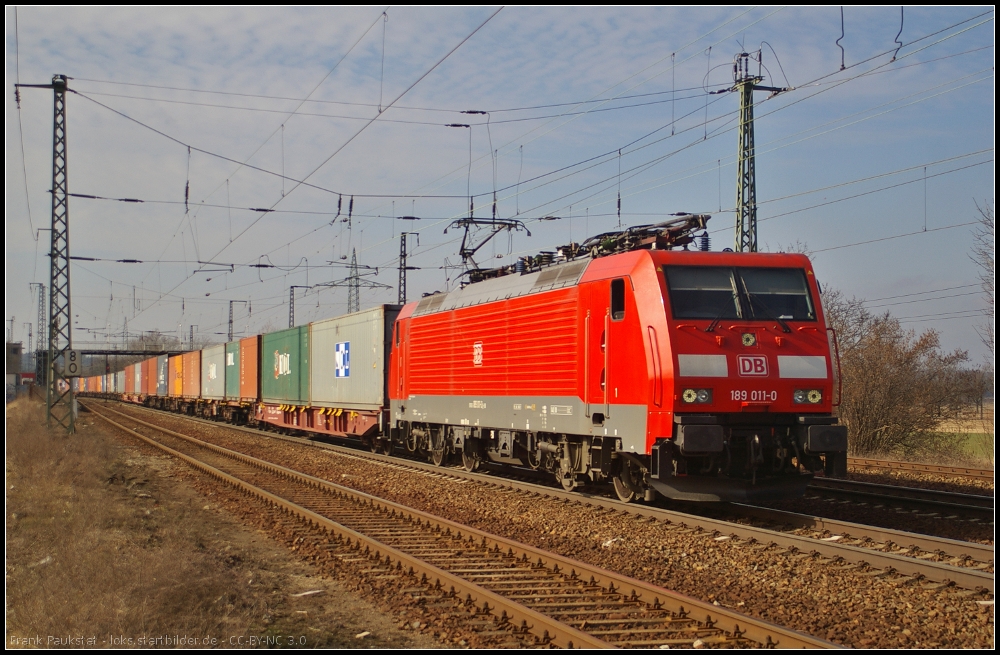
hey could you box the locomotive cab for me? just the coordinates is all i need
[643,252,848,502]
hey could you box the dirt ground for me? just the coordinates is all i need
[5,399,442,649]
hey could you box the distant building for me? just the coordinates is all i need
[6,342,23,376]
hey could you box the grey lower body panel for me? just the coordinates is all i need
[392,394,649,452]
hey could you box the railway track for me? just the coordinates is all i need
[85,401,835,649]
[847,458,994,482]
[807,477,995,521]
[93,401,994,594]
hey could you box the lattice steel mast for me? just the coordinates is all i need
[46,75,74,431]
[30,282,46,380]
[733,52,786,252]
[348,249,360,313]
[398,232,419,305]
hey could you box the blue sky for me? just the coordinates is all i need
[5,6,994,362]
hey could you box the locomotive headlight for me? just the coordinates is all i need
[682,388,712,404]
[794,389,823,404]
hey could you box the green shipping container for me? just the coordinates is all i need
[225,341,240,400]
[260,326,309,404]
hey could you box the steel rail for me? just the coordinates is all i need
[848,457,994,481]
[88,402,838,649]
[98,401,995,593]
[727,503,994,565]
[808,478,995,517]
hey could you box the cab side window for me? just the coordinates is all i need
[611,278,626,321]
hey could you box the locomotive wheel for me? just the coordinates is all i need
[613,459,645,503]
[612,475,637,503]
[429,428,448,467]
[560,473,578,492]
[461,450,480,472]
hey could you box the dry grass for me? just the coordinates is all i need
[5,399,274,647]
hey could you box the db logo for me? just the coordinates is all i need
[737,355,768,377]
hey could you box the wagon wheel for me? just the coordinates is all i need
[368,437,380,454]
[559,472,578,492]
[461,449,480,472]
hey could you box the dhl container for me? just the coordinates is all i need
[260,326,309,405]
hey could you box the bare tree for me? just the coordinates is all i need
[970,199,994,358]
[822,289,970,457]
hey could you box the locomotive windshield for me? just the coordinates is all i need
[664,266,815,322]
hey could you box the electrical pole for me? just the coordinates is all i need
[45,75,74,432]
[229,300,247,340]
[733,52,786,253]
[288,287,309,328]
[30,283,46,352]
[30,283,46,383]
[398,232,419,305]
[348,249,360,313]
[189,325,197,350]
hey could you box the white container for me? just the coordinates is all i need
[309,305,399,410]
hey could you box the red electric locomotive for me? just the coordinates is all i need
[388,215,847,502]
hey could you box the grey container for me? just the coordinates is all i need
[309,305,399,411]
[201,344,226,400]
[116,370,125,393]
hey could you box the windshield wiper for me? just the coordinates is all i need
[744,292,791,333]
[705,310,729,332]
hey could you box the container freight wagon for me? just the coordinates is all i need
[200,344,225,416]
[257,325,309,430]
[182,350,201,404]
[168,355,183,398]
[239,336,261,404]
[125,365,135,400]
[256,306,400,442]
[157,355,169,397]
[214,339,256,423]
[142,357,157,398]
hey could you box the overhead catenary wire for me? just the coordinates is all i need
[252,5,990,266]
[37,9,993,342]
[119,7,504,325]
